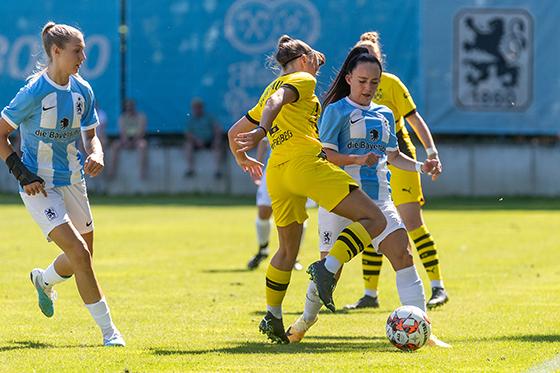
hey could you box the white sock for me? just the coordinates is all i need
[42,263,70,288]
[256,217,271,252]
[431,280,444,289]
[266,305,282,319]
[299,220,308,246]
[364,289,378,298]
[85,297,118,339]
[324,256,342,274]
[303,281,322,323]
[396,266,426,313]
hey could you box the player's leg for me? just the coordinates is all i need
[248,173,273,269]
[345,245,382,310]
[287,207,347,343]
[398,202,448,309]
[260,221,303,344]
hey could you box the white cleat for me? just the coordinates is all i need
[427,334,452,348]
[104,332,126,347]
[286,315,318,343]
[30,268,57,318]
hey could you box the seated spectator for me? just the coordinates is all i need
[109,99,148,179]
[184,98,226,178]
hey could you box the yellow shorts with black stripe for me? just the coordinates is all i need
[390,130,425,207]
[267,155,358,227]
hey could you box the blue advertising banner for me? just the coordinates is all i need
[126,0,420,133]
[421,0,560,135]
[0,0,120,134]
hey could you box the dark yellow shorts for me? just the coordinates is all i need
[267,155,358,227]
[391,130,424,206]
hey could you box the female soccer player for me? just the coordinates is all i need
[0,22,124,347]
[285,47,447,347]
[229,35,395,344]
[344,32,449,310]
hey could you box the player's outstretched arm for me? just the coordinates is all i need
[387,148,441,180]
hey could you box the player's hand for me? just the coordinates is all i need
[23,180,47,197]
[84,152,104,177]
[422,158,442,181]
[235,153,264,180]
[235,128,266,152]
[357,153,380,167]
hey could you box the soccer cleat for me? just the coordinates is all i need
[427,334,452,348]
[293,259,303,271]
[247,252,268,270]
[307,259,336,313]
[344,295,380,310]
[259,311,289,344]
[427,287,449,309]
[29,268,57,318]
[285,315,318,343]
[103,332,126,347]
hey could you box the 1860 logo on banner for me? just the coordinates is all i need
[454,9,533,110]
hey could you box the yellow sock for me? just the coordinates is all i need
[410,225,443,282]
[265,264,292,310]
[329,222,372,264]
[362,244,383,294]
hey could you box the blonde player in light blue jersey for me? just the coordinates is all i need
[0,22,124,347]
[287,47,449,347]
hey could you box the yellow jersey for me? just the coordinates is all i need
[373,72,416,134]
[246,71,322,167]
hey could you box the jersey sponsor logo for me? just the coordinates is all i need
[34,128,81,141]
[455,9,533,110]
[44,208,58,221]
[270,129,293,150]
[347,140,385,153]
[42,105,55,111]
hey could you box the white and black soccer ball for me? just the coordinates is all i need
[386,305,431,352]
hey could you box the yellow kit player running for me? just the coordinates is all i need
[344,32,449,310]
[228,35,389,344]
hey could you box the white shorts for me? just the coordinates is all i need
[318,200,405,253]
[257,170,317,209]
[20,180,94,240]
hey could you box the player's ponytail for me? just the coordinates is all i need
[323,46,382,107]
[272,34,322,71]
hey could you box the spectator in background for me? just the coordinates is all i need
[184,98,225,179]
[109,99,148,179]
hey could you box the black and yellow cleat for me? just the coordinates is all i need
[344,295,379,310]
[247,252,268,270]
[427,287,449,309]
[259,311,289,344]
[307,259,336,313]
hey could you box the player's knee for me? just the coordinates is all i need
[361,215,387,239]
[68,242,92,269]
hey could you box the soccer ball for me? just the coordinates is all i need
[386,305,431,352]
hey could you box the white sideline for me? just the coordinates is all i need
[526,354,560,373]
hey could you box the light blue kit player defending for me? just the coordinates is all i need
[0,22,124,347]
[287,47,449,348]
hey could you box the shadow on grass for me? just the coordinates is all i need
[151,338,393,356]
[248,308,389,317]
[481,334,560,343]
[202,268,251,274]
[0,340,54,352]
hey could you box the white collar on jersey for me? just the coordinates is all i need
[43,72,71,91]
[344,96,375,111]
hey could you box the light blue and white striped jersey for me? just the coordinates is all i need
[319,97,397,201]
[1,72,99,188]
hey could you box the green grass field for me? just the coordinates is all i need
[0,195,559,372]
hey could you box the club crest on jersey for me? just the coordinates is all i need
[44,208,58,221]
[369,129,379,142]
[60,118,70,129]
[455,9,533,110]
